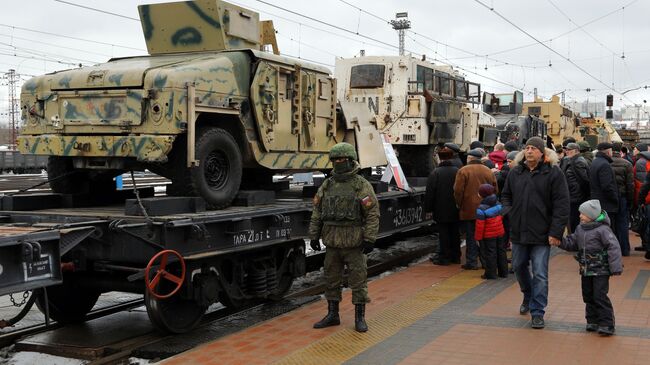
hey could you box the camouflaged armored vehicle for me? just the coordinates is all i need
[17,0,385,209]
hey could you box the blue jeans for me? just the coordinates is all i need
[464,220,479,267]
[511,243,550,317]
[615,195,630,255]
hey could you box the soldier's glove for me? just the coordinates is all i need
[310,239,321,252]
[362,241,374,254]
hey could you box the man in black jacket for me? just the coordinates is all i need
[501,137,569,330]
[562,143,590,233]
[612,142,634,256]
[444,143,463,169]
[424,147,461,265]
[589,142,619,236]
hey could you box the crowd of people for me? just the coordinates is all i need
[423,136,642,336]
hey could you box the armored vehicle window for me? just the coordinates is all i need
[350,65,385,88]
[439,75,451,95]
[455,80,467,100]
[528,106,542,115]
[416,65,436,93]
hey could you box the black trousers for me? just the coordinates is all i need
[569,202,581,233]
[438,222,461,263]
[606,211,617,237]
[479,236,508,279]
[581,275,614,327]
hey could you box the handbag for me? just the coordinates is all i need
[631,206,647,234]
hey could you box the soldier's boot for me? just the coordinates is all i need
[313,300,340,329]
[354,304,368,332]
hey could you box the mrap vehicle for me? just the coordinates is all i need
[16,0,385,210]
[335,55,494,176]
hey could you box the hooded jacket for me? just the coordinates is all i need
[559,212,623,276]
[589,151,619,213]
[501,148,570,245]
[475,194,505,240]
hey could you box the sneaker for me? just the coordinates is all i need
[461,264,479,270]
[519,303,530,315]
[585,323,598,332]
[531,316,545,329]
[597,326,615,336]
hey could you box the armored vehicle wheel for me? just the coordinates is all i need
[189,128,242,209]
[145,289,206,334]
[34,279,100,323]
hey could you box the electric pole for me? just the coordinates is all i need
[391,12,410,56]
[1,69,20,147]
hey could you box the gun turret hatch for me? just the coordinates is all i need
[138,0,263,55]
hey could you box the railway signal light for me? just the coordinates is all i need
[606,94,613,107]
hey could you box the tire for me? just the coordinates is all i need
[189,128,242,209]
[34,279,100,323]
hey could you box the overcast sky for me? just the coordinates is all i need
[1,0,649,124]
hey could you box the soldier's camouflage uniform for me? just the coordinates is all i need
[308,161,380,304]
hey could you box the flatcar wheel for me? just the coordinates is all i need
[144,290,206,334]
[268,274,294,301]
[34,283,100,323]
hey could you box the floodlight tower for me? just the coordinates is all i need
[391,12,410,56]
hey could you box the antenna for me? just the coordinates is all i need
[391,12,411,56]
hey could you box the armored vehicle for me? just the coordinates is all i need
[483,91,547,146]
[335,55,491,176]
[17,0,385,209]
[578,114,622,148]
[523,95,579,148]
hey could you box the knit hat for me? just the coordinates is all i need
[525,137,545,152]
[597,142,613,150]
[579,199,602,221]
[478,184,495,198]
[504,140,519,152]
[438,147,453,160]
[470,140,485,150]
[506,151,518,161]
[636,143,648,152]
[565,142,580,151]
[467,148,485,158]
[444,143,461,153]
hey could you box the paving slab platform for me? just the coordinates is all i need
[164,233,650,365]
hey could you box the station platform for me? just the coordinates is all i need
[163,236,650,365]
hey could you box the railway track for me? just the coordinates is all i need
[2,236,435,364]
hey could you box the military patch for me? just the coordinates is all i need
[361,195,372,207]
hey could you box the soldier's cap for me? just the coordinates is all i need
[636,143,648,152]
[504,140,519,152]
[467,148,485,158]
[597,142,614,150]
[470,140,485,150]
[506,151,518,161]
[577,140,591,152]
[443,143,461,153]
[562,137,577,147]
[565,142,580,151]
[525,137,545,152]
[612,141,623,152]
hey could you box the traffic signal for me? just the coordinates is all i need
[606,94,613,107]
[606,110,613,119]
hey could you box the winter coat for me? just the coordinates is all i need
[309,163,380,248]
[611,152,634,205]
[559,212,623,276]
[450,156,463,169]
[488,150,507,170]
[638,171,650,206]
[475,194,505,240]
[634,152,650,204]
[496,164,510,196]
[589,152,619,213]
[562,154,590,203]
[424,160,460,223]
[581,151,594,167]
[453,160,498,221]
[501,148,570,245]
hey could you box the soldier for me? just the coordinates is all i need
[309,142,380,333]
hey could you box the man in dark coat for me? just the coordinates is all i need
[501,137,569,329]
[562,143,590,233]
[444,142,463,169]
[589,142,619,236]
[578,141,594,167]
[424,147,461,265]
[611,141,634,256]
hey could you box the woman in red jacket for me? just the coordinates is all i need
[475,184,507,279]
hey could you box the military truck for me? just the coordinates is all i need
[335,55,492,177]
[483,91,547,146]
[17,0,386,209]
